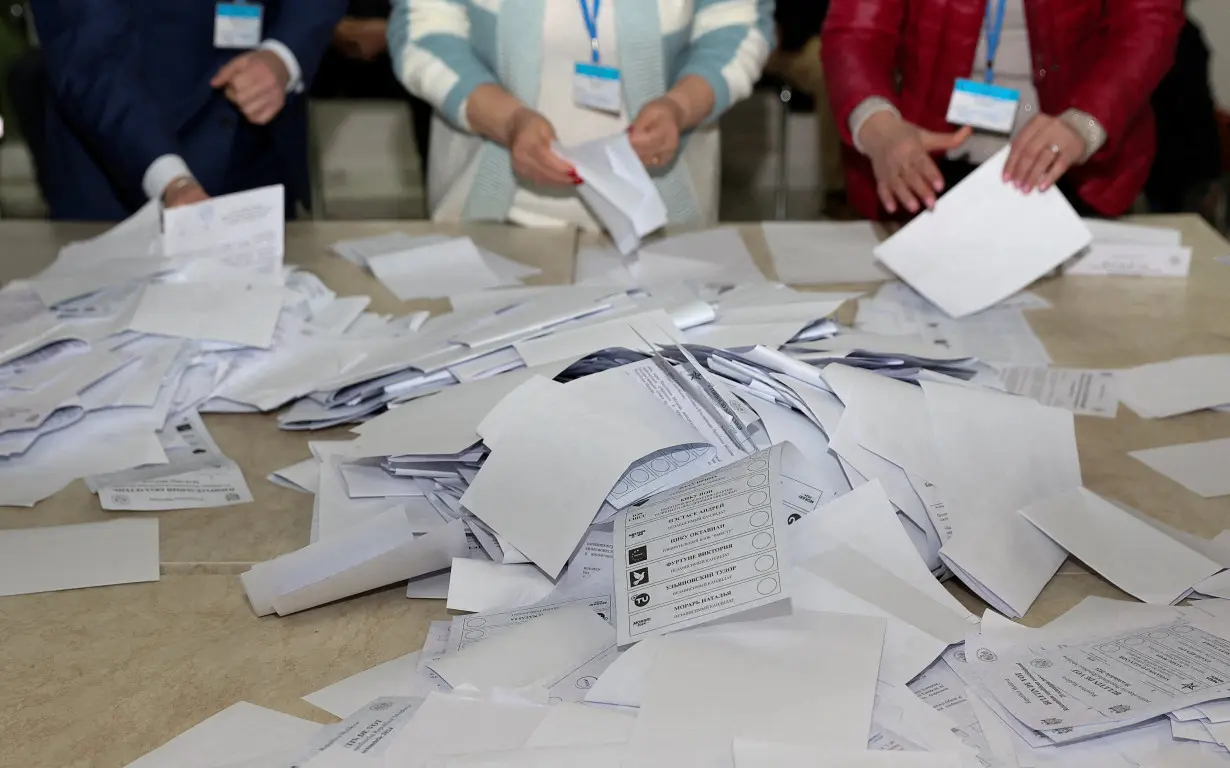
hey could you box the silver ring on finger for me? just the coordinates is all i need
[1049,144,1061,157]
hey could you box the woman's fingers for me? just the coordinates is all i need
[539,143,577,178]
[889,172,921,214]
[514,142,575,186]
[1017,130,1062,192]
[630,124,675,167]
[903,153,940,209]
[876,181,899,214]
[918,153,946,195]
[1004,117,1046,183]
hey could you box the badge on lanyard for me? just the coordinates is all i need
[215,2,264,49]
[572,0,622,113]
[946,0,1020,133]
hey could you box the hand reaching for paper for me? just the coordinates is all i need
[1003,114,1087,194]
[211,49,290,126]
[629,97,686,170]
[858,111,972,215]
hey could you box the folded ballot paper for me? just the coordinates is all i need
[557,134,668,254]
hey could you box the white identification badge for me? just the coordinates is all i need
[573,63,622,114]
[214,3,263,49]
[946,78,1020,134]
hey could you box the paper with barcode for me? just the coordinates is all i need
[1000,366,1118,418]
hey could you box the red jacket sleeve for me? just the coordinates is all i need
[820,0,905,144]
[1065,0,1184,157]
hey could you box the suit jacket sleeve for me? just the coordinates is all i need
[34,0,182,198]
[820,0,905,144]
[265,0,350,89]
[1064,0,1185,157]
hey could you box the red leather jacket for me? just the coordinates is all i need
[821,0,1185,218]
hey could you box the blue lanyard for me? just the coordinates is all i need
[578,0,601,64]
[983,0,1008,84]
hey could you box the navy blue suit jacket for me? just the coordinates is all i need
[35,0,347,220]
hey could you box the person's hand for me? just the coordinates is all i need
[506,108,580,186]
[858,111,972,214]
[1003,114,1086,193]
[333,17,389,61]
[162,177,209,208]
[629,97,686,170]
[211,49,290,126]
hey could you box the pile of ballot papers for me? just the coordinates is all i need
[11,153,1230,766]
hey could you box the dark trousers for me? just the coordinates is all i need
[6,49,51,202]
[939,158,1100,218]
[311,50,432,175]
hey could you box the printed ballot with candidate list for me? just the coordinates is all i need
[614,444,792,645]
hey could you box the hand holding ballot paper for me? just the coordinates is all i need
[557,134,668,255]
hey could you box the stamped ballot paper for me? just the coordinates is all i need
[614,444,791,646]
[979,616,1230,735]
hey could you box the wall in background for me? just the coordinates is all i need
[1190,0,1230,108]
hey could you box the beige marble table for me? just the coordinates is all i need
[2,217,1230,767]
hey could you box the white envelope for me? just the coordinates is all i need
[241,513,467,616]
[124,702,321,768]
[461,374,706,577]
[524,702,636,747]
[0,518,160,597]
[559,135,668,255]
[426,603,615,691]
[1116,354,1230,418]
[127,282,284,349]
[368,238,511,301]
[874,148,1092,318]
[823,362,943,483]
[1129,438,1230,498]
[922,380,1082,618]
[788,480,974,623]
[1018,487,1222,604]
[381,692,551,768]
[302,651,422,718]
[628,612,885,766]
[445,558,556,614]
[350,360,578,459]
